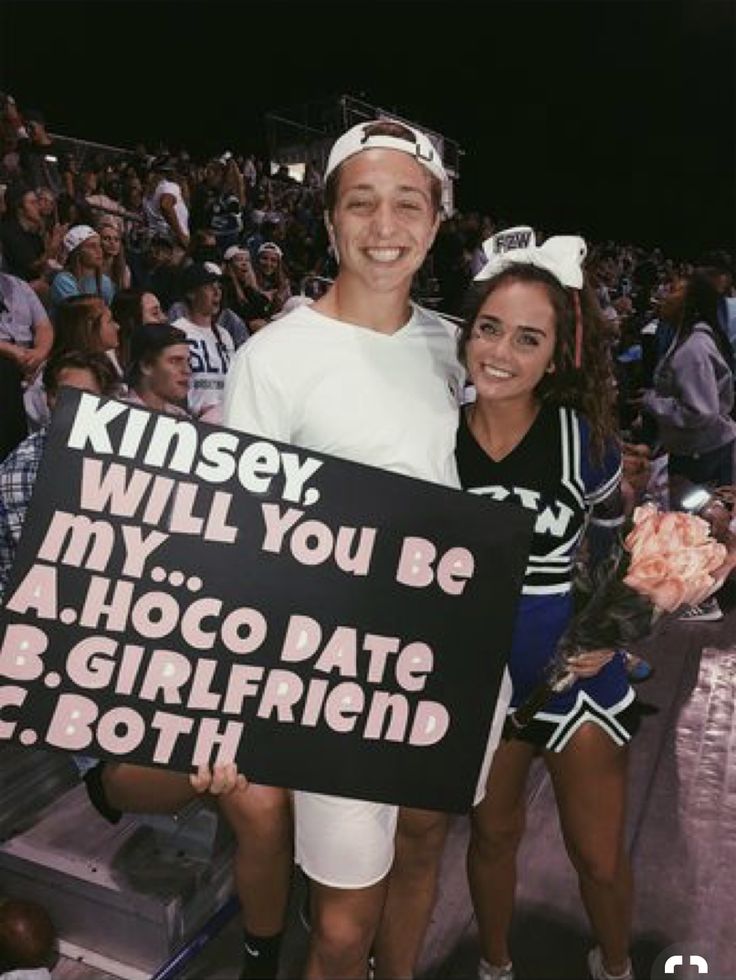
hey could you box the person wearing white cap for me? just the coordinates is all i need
[253,241,291,319]
[48,224,115,312]
[225,118,462,979]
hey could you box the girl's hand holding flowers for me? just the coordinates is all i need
[566,648,617,678]
[508,501,734,733]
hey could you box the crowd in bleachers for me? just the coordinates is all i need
[2,93,735,464]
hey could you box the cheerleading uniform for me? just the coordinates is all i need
[456,403,638,752]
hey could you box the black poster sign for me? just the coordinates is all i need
[0,390,533,812]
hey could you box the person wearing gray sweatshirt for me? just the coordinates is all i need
[642,272,735,490]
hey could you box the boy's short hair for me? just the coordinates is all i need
[43,350,119,396]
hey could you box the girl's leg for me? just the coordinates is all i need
[544,724,632,976]
[468,738,536,969]
[373,807,449,979]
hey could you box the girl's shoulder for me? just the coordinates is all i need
[672,322,721,359]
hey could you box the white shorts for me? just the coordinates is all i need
[293,791,399,889]
[293,667,513,886]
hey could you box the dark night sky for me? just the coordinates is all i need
[1,0,734,256]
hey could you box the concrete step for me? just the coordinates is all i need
[0,779,235,977]
[0,744,79,841]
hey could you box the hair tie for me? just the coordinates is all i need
[572,289,583,369]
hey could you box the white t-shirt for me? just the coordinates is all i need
[223,303,464,487]
[145,179,189,240]
[173,316,234,419]
[224,303,498,875]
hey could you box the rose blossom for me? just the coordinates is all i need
[623,507,728,612]
[643,576,689,612]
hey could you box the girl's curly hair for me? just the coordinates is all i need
[457,264,619,462]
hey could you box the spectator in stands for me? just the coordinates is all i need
[187,228,221,265]
[640,271,735,488]
[171,262,234,419]
[170,254,247,349]
[0,350,120,598]
[243,212,279,261]
[697,250,736,353]
[56,189,93,230]
[35,186,58,235]
[49,225,115,311]
[25,290,121,429]
[0,897,56,980]
[0,92,25,179]
[122,171,145,216]
[17,108,63,195]
[638,271,736,621]
[50,294,121,378]
[110,288,167,369]
[80,160,125,229]
[222,245,269,332]
[190,156,245,251]
[253,242,291,318]
[242,153,257,188]
[0,184,63,294]
[588,247,621,317]
[0,270,54,461]
[137,233,180,310]
[121,172,150,285]
[98,216,132,290]
[0,269,54,380]
[144,156,190,251]
[124,322,191,415]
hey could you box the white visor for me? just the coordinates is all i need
[324,120,447,184]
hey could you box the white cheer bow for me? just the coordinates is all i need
[474,225,587,289]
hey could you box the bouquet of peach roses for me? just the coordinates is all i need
[507,503,729,731]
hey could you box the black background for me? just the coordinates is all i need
[1,0,733,256]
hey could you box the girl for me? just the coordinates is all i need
[49,225,115,312]
[110,288,167,370]
[253,241,291,319]
[641,270,735,492]
[457,229,635,980]
[51,294,121,375]
[98,217,132,291]
[640,271,735,622]
[25,294,122,426]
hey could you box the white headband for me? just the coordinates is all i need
[324,121,447,184]
[474,226,587,289]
